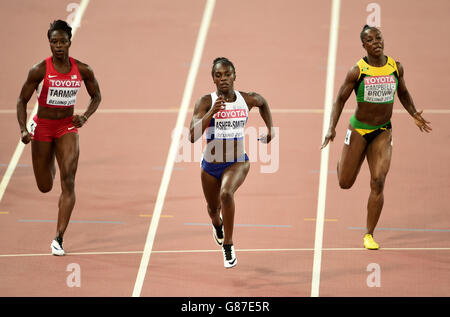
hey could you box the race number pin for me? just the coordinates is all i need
[344,129,352,145]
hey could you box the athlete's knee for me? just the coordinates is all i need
[60,173,76,192]
[219,189,234,204]
[34,168,56,193]
[37,182,53,193]
[337,162,352,189]
[338,173,354,189]
[370,175,386,193]
[339,179,354,190]
[207,205,220,215]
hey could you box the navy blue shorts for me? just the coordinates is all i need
[201,153,249,180]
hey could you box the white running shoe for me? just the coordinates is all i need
[212,217,224,246]
[51,237,65,256]
[222,244,237,268]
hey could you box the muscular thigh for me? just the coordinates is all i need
[31,140,55,175]
[55,133,79,177]
[221,161,250,194]
[338,125,367,185]
[366,129,392,178]
[201,169,221,209]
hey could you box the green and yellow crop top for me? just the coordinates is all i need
[354,56,399,104]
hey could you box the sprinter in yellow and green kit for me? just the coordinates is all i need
[321,25,432,250]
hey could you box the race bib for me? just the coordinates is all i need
[46,79,81,106]
[213,108,248,139]
[363,75,396,103]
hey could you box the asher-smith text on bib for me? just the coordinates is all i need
[207,91,249,140]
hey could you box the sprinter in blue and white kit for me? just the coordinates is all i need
[189,57,275,268]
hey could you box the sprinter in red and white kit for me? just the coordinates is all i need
[16,20,101,255]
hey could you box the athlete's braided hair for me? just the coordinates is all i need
[211,57,235,77]
[47,20,72,41]
[360,24,380,43]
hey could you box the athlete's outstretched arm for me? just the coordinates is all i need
[321,65,360,149]
[16,61,45,144]
[396,62,431,133]
[245,92,274,144]
[74,61,101,128]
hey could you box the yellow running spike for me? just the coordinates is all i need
[364,234,379,250]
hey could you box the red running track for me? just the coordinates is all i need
[0,0,448,299]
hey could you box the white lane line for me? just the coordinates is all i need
[1,108,449,114]
[0,0,90,203]
[1,247,448,258]
[311,0,341,298]
[131,0,216,298]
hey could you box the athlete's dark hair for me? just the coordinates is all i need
[211,57,235,77]
[360,24,380,43]
[47,20,72,41]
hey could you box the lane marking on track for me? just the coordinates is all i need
[139,214,174,218]
[184,222,291,228]
[1,247,449,258]
[131,0,216,298]
[311,0,341,298]
[349,226,450,232]
[17,219,124,224]
[0,0,90,203]
[304,218,338,222]
[1,108,449,114]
